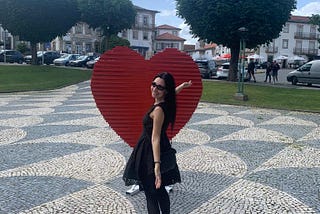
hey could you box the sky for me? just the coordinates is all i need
[131,0,320,45]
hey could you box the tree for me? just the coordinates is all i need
[0,0,80,64]
[101,35,130,51]
[16,42,30,54]
[77,0,136,52]
[176,0,296,81]
[310,14,320,48]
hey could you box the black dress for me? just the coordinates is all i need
[123,102,181,187]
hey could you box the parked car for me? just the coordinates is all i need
[53,54,80,66]
[69,55,96,67]
[24,51,40,64]
[216,62,230,79]
[0,50,24,64]
[215,62,250,81]
[195,59,217,79]
[38,51,60,65]
[287,60,320,86]
[86,56,100,69]
[24,51,60,65]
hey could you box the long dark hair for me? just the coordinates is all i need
[153,72,176,130]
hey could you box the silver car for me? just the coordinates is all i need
[215,62,250,81]
[53,54,80,66]
[287,60,320,86]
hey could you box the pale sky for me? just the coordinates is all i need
[131,0,320,44]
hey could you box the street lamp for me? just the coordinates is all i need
[3,29,8,63]
[234,27,248,101]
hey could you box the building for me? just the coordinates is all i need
[0,24,14,50]
[52,22,100,54]
[52,5,159,57]
[154,24,185,52]
[259,15,320,67]
[119,6,159,59]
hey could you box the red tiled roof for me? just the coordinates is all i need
[156,24,181,30]
[156,32,185,41]
[288,15,310,23]
[183,44,196,51]
[204,43,217,49]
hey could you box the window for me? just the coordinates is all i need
[133,30,138,40]
[295,40,302,49]
[84,25,91,34]
[297,24,303,33]
[309,41,315,49]
[283,23,289,33]
[143,32,148,40]
[143,16,149,26]
[300,63,311,71]
[157,42,179,50]
[122,30,127,38]
[85,44,92,52]
[75,24,82,34]
[282,39,288,49]
[172,31,178,36]
[310,26,316,39]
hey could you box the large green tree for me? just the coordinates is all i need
[176,0,296,81]
[77,0,136,52]
[0,0,80,64]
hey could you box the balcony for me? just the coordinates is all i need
[265,46,278,53]
[133,22,155,30]
[293,48,318,55]
[294,32,319,40]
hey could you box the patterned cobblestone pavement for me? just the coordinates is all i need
[0,81,319,214]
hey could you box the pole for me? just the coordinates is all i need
[3,30,6,63]
[237,38,242,93]
[241,39,246,93]
[234,27,248,101]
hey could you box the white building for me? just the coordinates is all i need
[119,6,159,59]
[0,24,14,50]
[259,15,320,67]
[154,24,185,52]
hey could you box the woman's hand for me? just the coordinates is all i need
[182,80,192,88]
[154,163,161,189]
[175,80,192,94]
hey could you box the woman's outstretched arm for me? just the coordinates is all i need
[175,80,192,94]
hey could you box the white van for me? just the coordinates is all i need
[287,60,320,85]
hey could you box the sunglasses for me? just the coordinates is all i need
[151,82,166,91]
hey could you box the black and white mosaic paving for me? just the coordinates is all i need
[0,81,319,213]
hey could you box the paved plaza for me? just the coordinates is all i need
[0,80,319,213]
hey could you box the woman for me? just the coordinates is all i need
[272,61,280,84]
[123,72,191,214]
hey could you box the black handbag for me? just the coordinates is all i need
[160,148,177,173]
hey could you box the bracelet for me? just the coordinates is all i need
[154,161,161,164]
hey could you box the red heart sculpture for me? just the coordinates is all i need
[91,46,202,147]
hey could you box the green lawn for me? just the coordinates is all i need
[0,65,92,92]
[201,81,320,113]
[1,65,319,113]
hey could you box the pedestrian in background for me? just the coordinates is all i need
[264,61,272,83]
[248,60,257,82]
[271,61,280,84]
